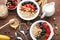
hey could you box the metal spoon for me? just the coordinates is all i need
[15,32,22,40]
[19,26,28,40]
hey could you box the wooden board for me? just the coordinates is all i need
[0,0,60,40]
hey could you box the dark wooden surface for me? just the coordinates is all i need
[0,0,60,40]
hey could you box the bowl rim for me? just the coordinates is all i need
[17,0,40,20]
[30,20,54,40]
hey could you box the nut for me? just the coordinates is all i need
[53,18,56,21]
[55,27,58,30]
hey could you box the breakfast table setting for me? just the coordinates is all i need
[0,0,60,40]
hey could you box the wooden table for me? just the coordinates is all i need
[0,0,60,40]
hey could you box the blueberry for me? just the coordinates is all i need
[8,0,12,2]
[22,2,27,5]
[28,1,32,4]
[39,22,46,33]
[37,35,42,40]
[11,2,15,5]
[41,28,46,36]
[42,28,46,32]
[54,22,57,26]
[33,4,37,9]
[22,2,26,6]
[41,32,45,35]
[40,26,43,29]
[27,1,31,4]
[39,22,44,29]
[29,2,33,4]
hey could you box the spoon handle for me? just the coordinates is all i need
[24,34,28,40]
[0,22,9,29]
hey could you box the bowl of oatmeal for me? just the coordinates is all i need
[30,20,54,40]
[17,0,40,20]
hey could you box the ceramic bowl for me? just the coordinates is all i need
[17,0,40,20]
[30,20,54,40]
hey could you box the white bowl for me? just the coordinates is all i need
[17,0,40,20]
[7,0,19,10]
[30,20,54,40]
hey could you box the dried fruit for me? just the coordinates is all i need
[6,0,18,10]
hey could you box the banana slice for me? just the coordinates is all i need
[9,18,19,29]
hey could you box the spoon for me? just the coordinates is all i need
[0,19,15,29]
[15,32,22,40]
[19,26,28,40]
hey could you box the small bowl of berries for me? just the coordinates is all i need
[6,0,19,10]
[17,0,40,20]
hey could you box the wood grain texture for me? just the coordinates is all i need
[0,0,60,40]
